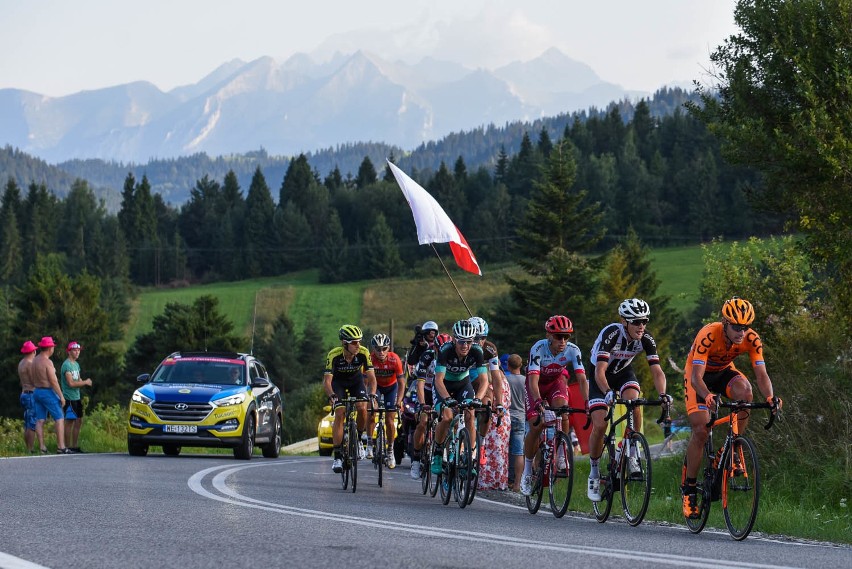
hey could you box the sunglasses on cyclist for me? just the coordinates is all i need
[552,334,572,341]
[375,347,389,352]
[626,318,649,326]
[728,323,749,332]
[343,339,361,345]
[455,339,473,345]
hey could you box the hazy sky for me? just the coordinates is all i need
[1,0,739,97]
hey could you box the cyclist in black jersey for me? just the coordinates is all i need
[323,324,378,473]
[586,299,671,502]
[429,320,489,475]
[409,332,452,479]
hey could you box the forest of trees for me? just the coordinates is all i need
[0,95,788,418]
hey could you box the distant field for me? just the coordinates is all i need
[125,245,704,350]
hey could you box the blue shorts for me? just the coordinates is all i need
[509,415,525,456]
[33,388,64,421]
[20,392,36,431]
[376,383,399,411]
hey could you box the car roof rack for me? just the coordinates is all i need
[175,351,243,360]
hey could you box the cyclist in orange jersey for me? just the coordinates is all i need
[681,297,782,518]
[366,333,405,468]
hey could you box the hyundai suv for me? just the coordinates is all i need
[127,351,283,459]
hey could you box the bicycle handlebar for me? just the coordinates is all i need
[706,399,779,430]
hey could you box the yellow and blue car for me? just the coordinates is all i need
[128,351,283,459]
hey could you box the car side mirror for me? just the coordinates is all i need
[137,373,150,383]
[250,377,270,388]
[323,405,332,412]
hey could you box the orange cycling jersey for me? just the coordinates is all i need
[371,351,404,388]
[684,321,765,379]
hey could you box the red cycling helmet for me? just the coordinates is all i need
[545,315,573,334]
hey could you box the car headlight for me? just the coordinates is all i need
[131,390,152,404]
[320,418,332,429]
[213,393,247,407]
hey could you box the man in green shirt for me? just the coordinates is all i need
[60,341,93,453]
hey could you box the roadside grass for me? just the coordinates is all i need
[648,245,704,316]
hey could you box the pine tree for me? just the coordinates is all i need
[318,210,349,283]
[244,167,276,277]
[355,156,378,189]
[363,212,403,278]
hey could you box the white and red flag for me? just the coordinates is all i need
[387,160,481,276]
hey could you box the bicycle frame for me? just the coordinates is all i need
[438,399,480,508]
[338,396,367,493]
[368,400,387,487]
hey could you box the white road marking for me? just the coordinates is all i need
[0,553,52,569]
[187,461,806,569]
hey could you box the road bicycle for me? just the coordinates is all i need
[368,398,387,487]
[436,399,482,509]
[417,407,438,496]
[338,396,367,493]
[593,397,670,526]
[525,405,588,518]
[682,398,778,540]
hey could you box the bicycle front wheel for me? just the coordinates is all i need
[375,421,385,487]
[549,432,574,518]
[592,442,614,523]
[454,429,472,508]
[341,432,350,491]
[440,445,452,505]
[723,435,760,540]
[621,432,652,526]
[348,420,358,493]
[421,427,433,495]
[467,429,482,505]
[525,446,545,514]
[429,436,441,497]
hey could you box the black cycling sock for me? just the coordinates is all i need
[333,446,341,460]
[683,478,697,493]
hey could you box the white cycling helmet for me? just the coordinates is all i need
[451,320,476,341]
[618,298,651,320]
[421,321,438,333]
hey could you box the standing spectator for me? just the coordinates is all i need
[60,341,93,453]
[505,354,527,492]
[31,336,70,454]
[18,340,38,453]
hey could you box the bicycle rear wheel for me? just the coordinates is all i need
[375,420,385,487]
[723,435,760,540]
[348,420,358,493]
[525,446,545,514]
[549,432,574,518]
[621,432,652,526]
[592,442,614,523]
[682,452,712,533]
[454,429,472,508]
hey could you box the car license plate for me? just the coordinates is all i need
[164,424,197,434]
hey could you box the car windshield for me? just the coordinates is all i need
[151,359,245,386]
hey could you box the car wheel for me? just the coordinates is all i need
[128,439,149,457]
[163,444,181,457]
[234,412,255,460]
[261,414,282,458]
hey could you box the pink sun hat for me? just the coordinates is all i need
[37,336,56,348]
[20,340,37,354]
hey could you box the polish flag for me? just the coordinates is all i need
[387,160,482,276]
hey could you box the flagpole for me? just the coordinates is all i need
[430,244,473,317]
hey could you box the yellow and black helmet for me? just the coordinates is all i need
[338,324,363,342]
[721,297,755,325]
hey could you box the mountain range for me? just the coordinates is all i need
[0,48,645,164]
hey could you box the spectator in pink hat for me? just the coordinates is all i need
[18,340,38,453]
[31,336,70,454]
[60,341,93,453]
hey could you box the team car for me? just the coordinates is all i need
[317,405,334,455]
[127,351,283,459]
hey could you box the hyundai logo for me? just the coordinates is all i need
[175,403,189,410]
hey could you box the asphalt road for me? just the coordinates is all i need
[1,453,848,569]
